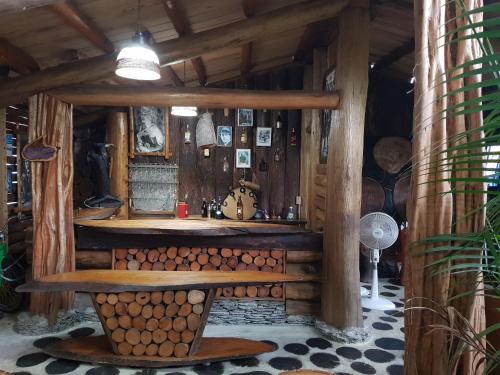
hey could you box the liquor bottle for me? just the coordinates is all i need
[215,196,224,219]
[290,127,297,146]
[210,199,217,218]
[201,198,208,218]
[184,124,191,144]
[236,196,244,220]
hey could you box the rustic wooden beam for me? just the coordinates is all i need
[48,1,114,54]
[240,0,256,79]
[0,0,61,14]
[293,20,337,63]
[163,65,184,87]
[105,111,128,219]
[322,2,369,330]
[0,0,349,106]
[0,38,39,74]
[372,37,415,72]
[49,85,339,109]
[160,0,207,85]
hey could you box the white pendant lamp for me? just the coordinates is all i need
[115,30,161,81]
[171,61,198,117]
[171,106,198,117]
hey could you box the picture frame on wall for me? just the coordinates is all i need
[129,106,170,159]
[236,148,251,168]
[217,126,233,147]
[237,108,253,127]
[256,127,272,147]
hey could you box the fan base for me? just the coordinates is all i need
[362,296,395,311]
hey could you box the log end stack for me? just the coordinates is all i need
[113,247,285,300]
[93,289,207,358]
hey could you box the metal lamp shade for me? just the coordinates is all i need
[196,112,216,149]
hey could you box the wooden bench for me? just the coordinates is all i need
[18,270,305,367]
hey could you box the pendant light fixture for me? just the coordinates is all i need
[115,0,161,81]
[172,61,198,117]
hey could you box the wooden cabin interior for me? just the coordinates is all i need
[0,1,497,375]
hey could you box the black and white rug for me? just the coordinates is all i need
[0,279,404,375]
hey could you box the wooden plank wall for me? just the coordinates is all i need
[74,66,303,218]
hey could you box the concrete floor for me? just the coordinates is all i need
[0,280,404,375]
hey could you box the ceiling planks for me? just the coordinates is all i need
[0,37,39,74]
[48,1,114,54]
[293,19,337,64]
[160,0,207,85]
[0,0,61,15]
[372,37,414,72]
[240,0,256,79]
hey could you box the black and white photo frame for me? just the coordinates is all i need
[236,148,251,168]
[256,127,272,147]
[217,126,233,147]
[237,108,253,127]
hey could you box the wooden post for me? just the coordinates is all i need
[308,48,327,231]
[0,108,6,240]
[299,65,313,222]
[106,111,129,219]
[322,2,369,330]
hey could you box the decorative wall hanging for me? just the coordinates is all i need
[319,67,336,164]
[237,108,253,127]
[129,106,170,158]
[256,127,272,147]
[22,136,58,161]
[196,112,216,149]
[217,126,232,147]
[236,149,251,168]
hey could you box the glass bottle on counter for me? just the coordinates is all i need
[210,199,217,218]
[215,196,224,219]
[201,198,208,218]
[237,195,244,220]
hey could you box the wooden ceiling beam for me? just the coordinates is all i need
[0,0,350,106]
[240,0,257,79]
[164,65,184,87]
[48,1,114,54]
[0,0,61,14]
[293,19,337,63]
[0,37,39,74]
[48,85,340,109]
[372,37,415,72]
[160,0,207,85]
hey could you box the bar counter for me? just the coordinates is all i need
[75,218,322,251]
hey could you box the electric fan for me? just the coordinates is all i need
[359,212,399,310]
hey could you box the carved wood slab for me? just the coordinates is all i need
[74,218,309,236]
[42,335,275,367]
[17,270,306,293]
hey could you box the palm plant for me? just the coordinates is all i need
[407,0,500,373]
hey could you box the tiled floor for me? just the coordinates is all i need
[0,280,404,375]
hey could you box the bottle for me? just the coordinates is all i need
[240,129,247,144]
[237,196,244,220]
[290,127,297,146]
[210,199,217,218]
[201,198,208,218]
[286,206,296,220]
[215,197,224,219]
[184,124,191,144]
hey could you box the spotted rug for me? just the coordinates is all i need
[0,279,404,375]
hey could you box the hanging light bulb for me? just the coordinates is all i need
[116,0,160,81]
[172,61,198,116]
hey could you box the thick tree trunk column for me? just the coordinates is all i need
[317,2,369,342]
[105,111,129,219]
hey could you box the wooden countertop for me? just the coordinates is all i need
[17,270,306,293]
[74,218,309,236]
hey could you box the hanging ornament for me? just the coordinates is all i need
[290,127,297,146]
[275,113,283,129]
[274,148,281,162]
[223,156,230,172]
[184,123,191,144]
[196,112,216,149]
[203,148,210,158]
[240,129,247,144]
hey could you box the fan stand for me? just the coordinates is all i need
[361,248,395,310]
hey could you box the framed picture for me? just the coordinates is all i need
[236,149,251,169]
[256,127,272,147]
[217,126,233,147]
[237,108,253,127]
[319,68,336,164]
[129,106,170,158]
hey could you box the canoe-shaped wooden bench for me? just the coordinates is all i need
[18,270,305,368]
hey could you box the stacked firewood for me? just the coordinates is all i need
[94,289,207,357]
[113,247,285,299]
